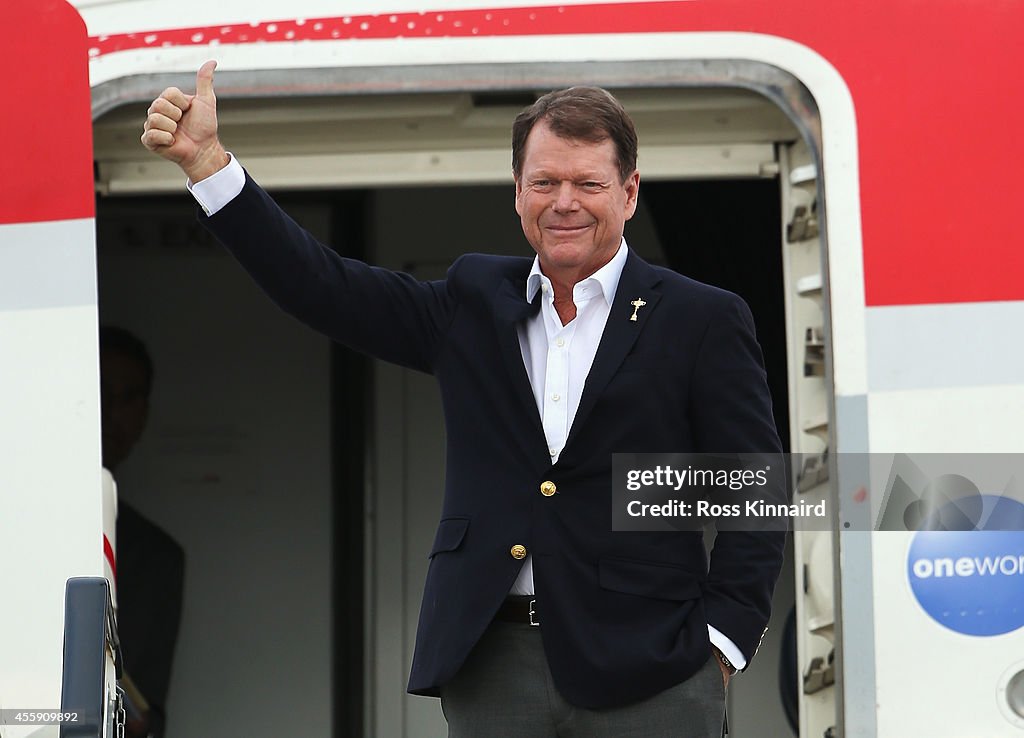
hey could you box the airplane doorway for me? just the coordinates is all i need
[95,173,793,738]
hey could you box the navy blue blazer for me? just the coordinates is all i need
[202,173,785,709]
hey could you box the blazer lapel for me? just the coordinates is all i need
[563,251,663,451]
[492,275,549,464]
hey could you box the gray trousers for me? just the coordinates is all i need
[440,621,727,738]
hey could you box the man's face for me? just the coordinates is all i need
[515,120,639,283]
[100,349,149,471]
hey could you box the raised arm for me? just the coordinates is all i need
[140,63,459,373]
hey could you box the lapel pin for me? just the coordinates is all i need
[629,298,647,322]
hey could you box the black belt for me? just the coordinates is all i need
[494,596,540,626]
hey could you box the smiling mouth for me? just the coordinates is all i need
[545,224,592,233]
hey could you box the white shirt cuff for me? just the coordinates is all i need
[708,624,748,671]
[187,153,244,216]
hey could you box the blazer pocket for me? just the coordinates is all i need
[599,556,703,601]
[428,517,470,558]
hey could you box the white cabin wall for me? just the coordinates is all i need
[97,201,333,738]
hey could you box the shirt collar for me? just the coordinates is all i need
[526,239,629,305]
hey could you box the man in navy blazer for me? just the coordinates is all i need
[143,61,784,736]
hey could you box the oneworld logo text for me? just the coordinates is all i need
[911,554,1024,579]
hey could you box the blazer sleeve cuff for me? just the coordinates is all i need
[708,624,747,671]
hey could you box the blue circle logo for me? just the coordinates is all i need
[907,495,1024,637]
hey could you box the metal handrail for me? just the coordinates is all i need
[59,578,123,738]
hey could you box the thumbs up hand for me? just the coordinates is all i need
[141,60,229,182]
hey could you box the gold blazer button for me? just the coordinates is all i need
[540,481,557,497]
[510,544,527,560]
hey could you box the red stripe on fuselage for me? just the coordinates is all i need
[103,534,117,581]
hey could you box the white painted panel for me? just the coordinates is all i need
[866,301,1024,392]
[0,302,103,725]
[867,386,1024,453]
[0,219,98,310]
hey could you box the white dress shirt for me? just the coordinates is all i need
[187,156,746,670]
[509,240,627,595]
[188,153,245,215]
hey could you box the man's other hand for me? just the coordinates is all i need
[713,650,732,690]
[141,60,229,183]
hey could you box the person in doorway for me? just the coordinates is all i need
[141,61,784,737]
[101,326,185,738]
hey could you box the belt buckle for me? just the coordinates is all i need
[529,598,540,627]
